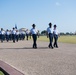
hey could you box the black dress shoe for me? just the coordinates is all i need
[35,47,37,49]
[32,46,34,48]
[56,46,58,48]
[51,46,54,49]
[48,45,50,48]
[53,45,55,47]
[49,46,53,49]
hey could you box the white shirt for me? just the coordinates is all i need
[12,30,16,34]
[16,31,19,35]
[30,28,37,34]
[0,31,1,34]
[53,29,59,35]
[21,31,25,34]
[1,30,5,35]
[9,31,12,35]
[26,30,29,34]
[47,27,53,34]
[6,31,10,35]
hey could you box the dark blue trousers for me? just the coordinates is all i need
[6,35,9,42]
[54,34,58,47]
[12,34,16,43]
[1,34,5,42]
[16,35,19,42]
[48,33,53,48]
[32,34,37,48]
[26,34,29,40]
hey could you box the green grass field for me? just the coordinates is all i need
[0,71,4,75]
[36,35,76,44]
[58,35,76,44]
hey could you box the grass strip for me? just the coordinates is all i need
[0,71,5,75]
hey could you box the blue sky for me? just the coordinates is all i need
[0,0,76,33]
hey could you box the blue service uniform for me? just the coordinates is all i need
[16,30,19,42]
[12,29,16,43]
[30,28,38,48]
[53,29,59,48]
[9,30,12,41]
[1,30,5,42]
[26,30,29,40]
[6,30,10,42]
[0,31,1,40]
[19,31,22,40]
[21,31,25,40]
[47,27,53,48]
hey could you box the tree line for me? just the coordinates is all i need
[40,30,76,35]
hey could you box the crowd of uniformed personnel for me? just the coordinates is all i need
[0,27,26,43]
[0,22,59,49]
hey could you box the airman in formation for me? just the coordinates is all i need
[0,27,26,43]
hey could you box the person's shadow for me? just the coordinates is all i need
[0,47,48,50]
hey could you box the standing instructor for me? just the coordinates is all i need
[47,22,53,49]
[30,24,38,49]
[53,25,59,48]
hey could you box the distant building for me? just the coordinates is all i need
[19,28,27,32]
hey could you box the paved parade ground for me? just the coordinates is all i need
[0,40,76,75]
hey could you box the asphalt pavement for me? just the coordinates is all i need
[0,40,76,75]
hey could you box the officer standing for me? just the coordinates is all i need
[47,23,53,49]
[26,29,29,40]
[30,24,38,49]
[6,29,10,42]
[16,30,19,42]
[53,25,59,48]
[12,27,16,43]
[9,30,12,41]
[1,28,5,42]
[0,29,1,40]
[21,31,25,40]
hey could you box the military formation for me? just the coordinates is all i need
[0,22,59,49]
[0,27,26,43]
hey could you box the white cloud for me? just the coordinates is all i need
[56,2,61,6]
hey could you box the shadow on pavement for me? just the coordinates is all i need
[0,47,49,50]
